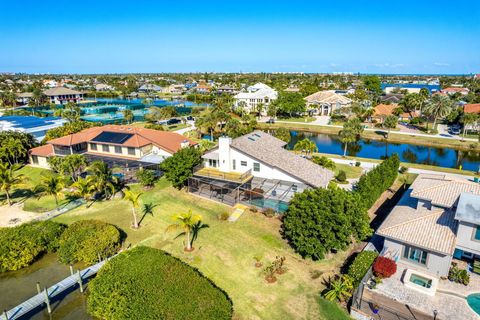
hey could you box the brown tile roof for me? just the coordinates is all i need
[442,87,469,93]
[43,87,83,96]
[373,104,397,117]
[464,104,480,114]
[45,125,196,154]
[304,90,352,105]
[29,144,54,157]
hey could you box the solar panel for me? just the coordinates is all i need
[91,131,133,144]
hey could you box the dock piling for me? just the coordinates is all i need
[43,288,51,314]
[76,270,84,293]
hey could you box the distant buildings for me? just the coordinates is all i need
[138,84,162,92]
[441,87,470,95]
[304,90,352,116]
[95,83,115,91]
[372,103,418,123]
[233,83,278,115]
[0,115,66,141]
[44,87,84,105]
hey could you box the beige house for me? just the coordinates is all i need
[304,90,352,115]
[44,87,84,105]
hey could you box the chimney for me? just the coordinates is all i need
[180,140,190,149]
[218,136,232,172]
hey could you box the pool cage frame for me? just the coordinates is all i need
[187,175,307,212]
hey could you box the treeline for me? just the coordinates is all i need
[282,155,400,260]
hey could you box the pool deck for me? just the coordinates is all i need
[365,263,480,320]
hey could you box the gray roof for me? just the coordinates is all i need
[43,87,83,96]
[230,131,334,188]
[455,193,480,224]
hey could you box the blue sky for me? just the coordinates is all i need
[0,0,479,74]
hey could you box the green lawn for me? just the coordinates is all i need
[334,163,363,179]
[278,116,315,123]
[54,178,350,320]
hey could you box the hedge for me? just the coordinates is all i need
[87,246,232,320]
[355,154,400,208]
[0,221,65,272]
[57,220,121,264]
[347,250,378,286]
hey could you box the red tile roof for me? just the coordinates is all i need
[464,103,480,114]
[29,144,54,157]
[373,104,397,117]
[43,125,196,154]
[441,87,469,93]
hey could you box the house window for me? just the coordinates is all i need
[127,147,135,155]
[90,143,97,151]
[232,159,236,170]
[474,226,480,241]
[240,161,247,167]
[209,159,217,167]
[102,145,109,152]
[115,146,122,154]
[403,245,428,265]
[253,162,260,172]
[32,155,38,164]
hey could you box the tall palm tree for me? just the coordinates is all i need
[123,189,142,229]
[339,118,364,157]
[72,176,96,203]
[165,210,202,251]
[0,163,26,206]
[35,173,64,207]
[423,95,453,133]
[88,161,113,196]
[123,109,134,124]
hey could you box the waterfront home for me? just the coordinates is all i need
[233,83,277,115]
[304,90,352,116]
[441,87,470,95]
[29,125,196,169]
[138,84,162,92]
[379,93,404,104]
[95,83,115,91]
[216,85,236,95]
[44,87,85,105]
[0,115,66,142]
[16,92,33,105]
[195,83,212,94]
[188,131,333,211]
[43,79,58,88]
[372,103,418,123]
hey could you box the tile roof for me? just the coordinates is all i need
[43,125,196,154]
[373,104,398,117]
[29,144,54,157]
[304,90,352,105]
[442,87,470,93]
[230,131,334,188]
[464,104,480,114]
[43,87,83,96]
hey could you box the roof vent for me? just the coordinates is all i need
[248,137,256,141]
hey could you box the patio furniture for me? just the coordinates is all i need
[243,188,264,200]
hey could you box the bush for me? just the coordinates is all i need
[217,211,230,221]
[262,208,276,217]
[347,250,378,285]
[355,154,400,208]
[160,147,202,189]
[312,156,336,170]
[336,170,347,182]
[399,166,408,174]
[136,168,157,188]
[372,256,397,279]
[57,220,121,264]
[87,246,232,319]
[355,161,361,167]
[144,123,165,130]
[449,263,470,285]
[0,221,65,272]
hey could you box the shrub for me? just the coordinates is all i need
[144,123,164,130]
[217,211,230,221]
[0,221,66,272]
[262,208,276,217]
[57,220,121,264]
[87,246,232,319]
[136,168,157,188]
[347,250,378,285]
[355,161,361,167]
[336,170,347,182]
[372,256,397,279]
[399,166,408,174]
[312,156,336,170]
[448,263,470,285]
[160,147,202,189]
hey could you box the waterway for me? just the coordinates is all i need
[287,131,480,172]
[0,254,90,319]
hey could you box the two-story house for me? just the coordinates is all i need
[233,83,278,115]
[28,125,196,169]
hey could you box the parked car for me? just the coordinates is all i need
[266,118,275,124]
[166,118,181,125]
[449,128,461,135]
[186,115,194,121]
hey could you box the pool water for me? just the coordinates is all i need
[248,198,289,213]
[409,274,432,288]
[467,293,480,315]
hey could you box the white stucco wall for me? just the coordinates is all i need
[29,155,50,169]
[456,221,480,256]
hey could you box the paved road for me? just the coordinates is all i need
[174,121,195,135]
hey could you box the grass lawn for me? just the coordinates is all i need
[54,178,350,320]
[334,163,363,179]
[277,117,315,123]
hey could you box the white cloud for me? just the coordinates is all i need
[433,62,450,66]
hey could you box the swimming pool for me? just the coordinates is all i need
[247,198,289,213]
[409,274,432,288]
[467,293,480,316]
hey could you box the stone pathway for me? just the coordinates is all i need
[228,204,248,222]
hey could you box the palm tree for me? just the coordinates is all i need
[423,95,453,133]
[383,115,398,139]
[165,210,202,251]
[88,161,114,196]
[123,109,134,124]
[0,163,26,206]
[72,176,96,204]
[35,173,64,208]
[29,88,47,115]
[339,118,364,157]
[123,189,142,229]
[293,138,318,155]
[460,113,479,138]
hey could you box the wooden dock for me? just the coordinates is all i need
[3,259,107,320]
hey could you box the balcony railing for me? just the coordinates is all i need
[193,165,252,183]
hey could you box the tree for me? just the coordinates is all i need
[122,109,134,124]
[44,121,97,142]
[72,176,96,204]
[0,131,36,165]
[35,173,64,207]
[273,127,291,143]
[0,163,26,206]
[460,113,478,137]
[311,155,336,170]
[383,115,398,139]
[123,189,142,229]
[399,93,424,113]
[48,154,87,181]
[165,210,202,251]
[136,169,157,188]
[29,88,47,114]
[339,118,363,157]
[424,94,453,132]
[293,138,318,154]
[160,147,202,189]
[362,75,381,95]
[274,91,306,117]
[323,275,353,302]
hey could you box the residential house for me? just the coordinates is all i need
[380,93,404,104]
[188,131,333,211]
[44,87,84,105]
[441,87,470,95]
[43,80,58,88]
[95,83,115,91]
[29,125,196,169]
[216,85,236,95]
[372,103,418,123]
[233,83,278,115]
[195,83,212,94]
[463,103,480,132]
[304,90,352,116]
[16,92,33,105]
[138,84,162,92]
[164,84,185,94]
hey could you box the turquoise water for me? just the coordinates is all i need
[467,293,480,315]
[409,274,432,288]
[248,198,289,213]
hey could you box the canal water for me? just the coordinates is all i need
[287,131,480,172]
[0,254,91,319]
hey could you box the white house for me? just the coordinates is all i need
[233,83,278,115]
[304,90,352,116]
[44,87,85,105]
